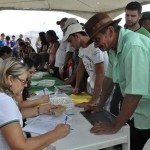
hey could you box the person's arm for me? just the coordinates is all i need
[2,122,70,150]
[15,93,49,108]
[49,42,60,67]
[20,104,55,118]
[53,42,60,55]
[64,51,73,66]
[98,76,115,109]
[90,94,141,134]
[18,95,49,108]
[72,58,85,94]
[63,72,76,85]
[91,62,105,103]
[20,106,39,118]
[83,76,114,111]
[76,65,110,108]
[114,94,141,130]
[42,44,48,52]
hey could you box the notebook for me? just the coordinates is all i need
[80,110,116,125]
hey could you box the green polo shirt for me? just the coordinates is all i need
[106,28,150,129]
[136,26,150,38]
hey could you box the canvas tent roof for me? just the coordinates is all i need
[0,0,150,19]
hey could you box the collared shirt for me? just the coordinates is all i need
[136,26,150,38]
[106,28,150,129]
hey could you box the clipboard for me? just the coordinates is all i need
[80,110,116,125]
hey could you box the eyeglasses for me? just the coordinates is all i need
[15,77,28,85]
[29,70,35,74]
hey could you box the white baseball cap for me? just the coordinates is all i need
[62,23,85,41]
[62,18,79,30]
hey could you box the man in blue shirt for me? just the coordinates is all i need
[0,33,6,47]
[10,35,17,58]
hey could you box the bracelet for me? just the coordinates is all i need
[37,106,40,115]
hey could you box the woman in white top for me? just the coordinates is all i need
[0,57,70,150]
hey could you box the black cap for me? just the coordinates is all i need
[56,17,68,25]
[141,11,150,20]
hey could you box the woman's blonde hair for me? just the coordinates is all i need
[0,57,28,93]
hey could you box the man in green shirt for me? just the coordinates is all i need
[110,1,150,118]
[125,1,150,37]
[84,12,150,150]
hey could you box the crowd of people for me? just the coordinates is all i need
[0,1,150,150]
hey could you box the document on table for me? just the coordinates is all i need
[55,85,73,94]
[23,114,73,135]
[28,89,54,101]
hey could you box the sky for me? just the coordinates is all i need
[0,10,87,36]
[0,4,149,35]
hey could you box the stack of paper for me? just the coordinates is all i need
[23,114,71,135]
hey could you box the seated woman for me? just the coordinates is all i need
[0,57,70,149]
[15,56,49,110]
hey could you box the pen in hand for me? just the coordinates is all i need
[65,116,68,124]
[64,116,74,130]
[43,89,46,95]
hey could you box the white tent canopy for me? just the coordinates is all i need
[0,0,150,19]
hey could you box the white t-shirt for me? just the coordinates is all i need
[0,93,23,150]
[55,40,75,67]
[79,43,108,88]
[143,138,150,150]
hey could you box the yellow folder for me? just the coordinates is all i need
[70,92,92,105]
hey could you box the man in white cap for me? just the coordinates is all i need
[63,23,108,107]
[55,17,78,79]
[62,18,79,31]
[61,18,79,74]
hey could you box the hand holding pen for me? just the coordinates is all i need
[43,88,46,95]
[54,123,70,139]
[65,116,68,124]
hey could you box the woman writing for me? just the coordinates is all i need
[0,57,70,150]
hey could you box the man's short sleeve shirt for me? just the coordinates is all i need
[106,28,150,129]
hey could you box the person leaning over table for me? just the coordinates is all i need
[55,17,77,80]
[0,57,70,150]
[63,23,89,92]
[62,23,108,108]
[84,12,150,150]
[109,1,150,117]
